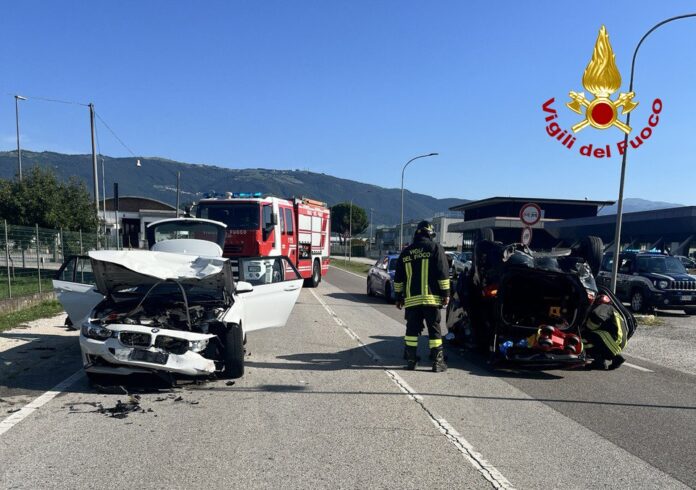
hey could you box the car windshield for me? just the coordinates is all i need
[637,256,687,274]
[150,221,223,245]
[197,203,260,230]
[388,258,397,271]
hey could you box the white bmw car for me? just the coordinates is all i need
[53,218,303,381]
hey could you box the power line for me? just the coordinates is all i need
[5,93,89,106]
[94,112,138,158]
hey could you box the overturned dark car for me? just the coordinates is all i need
[447,236,637,370]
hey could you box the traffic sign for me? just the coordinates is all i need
[519,203,541,226]
[521,226,533,246]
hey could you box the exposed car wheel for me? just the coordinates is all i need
[305,260,321,288]
[630,289,649,314]
[384,282,393,303]
[366,278,374,296]
[222,323,245,379]
[574,236,603,275]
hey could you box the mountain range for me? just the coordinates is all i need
[0,150,685,225]
[0,150,465,225]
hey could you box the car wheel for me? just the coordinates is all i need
[574,236,603,276]
[367,278,374,296]
[384,282,393,303]
[222,323,245,379]
[630,289,649,314]
[305,260,321,288]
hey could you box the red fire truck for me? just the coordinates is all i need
[195,193,331,287]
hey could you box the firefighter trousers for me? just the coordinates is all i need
[404,305,443,352]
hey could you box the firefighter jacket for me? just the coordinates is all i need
[394,236,450,308]
[583,303,628,360]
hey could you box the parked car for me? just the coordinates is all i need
[675,255,696,270]
[452,251,472,276]
[52,218,304,381]
[366,254,399,302]
[596,251,696,314]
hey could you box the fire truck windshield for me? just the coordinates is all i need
[197,203,260,230]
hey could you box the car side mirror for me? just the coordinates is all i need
[271,213,278,226]
[236,281,254,293]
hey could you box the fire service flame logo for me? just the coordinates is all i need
[541,26,662,159]
[566,26,637,134]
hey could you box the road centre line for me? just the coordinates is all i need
[309,288,514,490]
[624,362,654,373]
[0,370,84,438]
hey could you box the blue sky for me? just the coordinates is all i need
[1,1,695,204]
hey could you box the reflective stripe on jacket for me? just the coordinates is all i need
[394,236,450,307]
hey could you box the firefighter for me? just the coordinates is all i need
[394,220,451,372]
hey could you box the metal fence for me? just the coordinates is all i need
[0,221,118,300]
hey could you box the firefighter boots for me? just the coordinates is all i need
[405,347,419,370]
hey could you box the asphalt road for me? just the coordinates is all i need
[0,267,694,489]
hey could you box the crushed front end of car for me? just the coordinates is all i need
[80,250,235,378]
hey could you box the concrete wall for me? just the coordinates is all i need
[0,291,56,316]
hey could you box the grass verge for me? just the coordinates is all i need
[0,300,64,332]
[330,258,372,276]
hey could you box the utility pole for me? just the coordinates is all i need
[176,171,181,217]
[89,103,100,249]
[101,157,107,235]
[14,95,26,181]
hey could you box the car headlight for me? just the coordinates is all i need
[81,323,114,341]
[189,339,209,353]
[656,280,669,289]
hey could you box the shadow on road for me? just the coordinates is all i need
[246,333,565,381]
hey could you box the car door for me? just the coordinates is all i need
[235,256,304,332]
[616,258,632,299]
[52,255,104,324]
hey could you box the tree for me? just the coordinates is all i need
[0,166,98,231]
[331,202,368,243]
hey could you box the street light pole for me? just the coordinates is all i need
[14,95,27,181]
[348,200,352,262]
[369,207,374,252]
[400,153,438,250]
[609,13,696,293]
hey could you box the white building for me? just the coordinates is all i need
[103,196,180,248]
[431,214,464,250]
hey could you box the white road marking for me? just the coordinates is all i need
[624,362,654,373]
[0,370,84,437]
[328,265,367,279]
[309,288,514,490]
